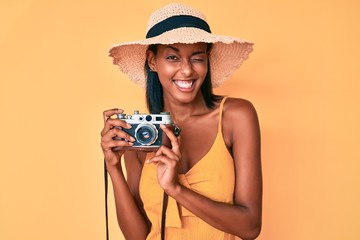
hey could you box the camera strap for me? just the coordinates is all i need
[104,160,170,240]
[161,191,169,240]
[104,160,110,240]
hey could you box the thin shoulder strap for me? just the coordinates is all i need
[218,96,229,130]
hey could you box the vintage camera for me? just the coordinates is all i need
[113,110,180,152]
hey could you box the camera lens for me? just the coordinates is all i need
[135,123,158,145]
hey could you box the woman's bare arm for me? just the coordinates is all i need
[101,109,149,239]
[149,98,262,240]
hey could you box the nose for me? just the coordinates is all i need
[180,60,193,77]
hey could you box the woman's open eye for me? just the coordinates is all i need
[166,55,179,61]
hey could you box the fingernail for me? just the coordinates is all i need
[130,137,136,142]
[129,142,134,146]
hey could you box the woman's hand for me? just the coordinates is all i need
[147,124,182,194]
[100,108,135,168]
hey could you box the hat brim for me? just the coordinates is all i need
[109,27,253,88]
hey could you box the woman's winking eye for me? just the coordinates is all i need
[190,55,206,63]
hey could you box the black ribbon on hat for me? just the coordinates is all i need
[146,15,211,38]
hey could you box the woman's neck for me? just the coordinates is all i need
[163,94,210,123]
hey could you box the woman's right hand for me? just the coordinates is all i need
[100,108,135,168]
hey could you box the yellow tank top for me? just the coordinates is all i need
[139,97,236,240]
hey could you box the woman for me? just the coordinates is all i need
[101,3,262,240]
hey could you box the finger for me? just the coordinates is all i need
[101,130,135,151]
[101,138,134,151]
[160,124,180,153]
[103,108,123,124]
[102,127,135,142]
[101,118,131,136]
[147,155,178,168]
[101,140,134,154]
[155,146,180,161]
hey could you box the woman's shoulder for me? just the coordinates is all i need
[221,97,260,148]
[222,96,258,121]
[223,97,259,132]
[218,97,259,149]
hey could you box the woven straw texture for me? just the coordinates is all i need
[109,3,254,88]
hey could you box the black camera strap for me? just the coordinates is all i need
[104,160,109,240]
[104,163,168,240]
[161,191,169,240]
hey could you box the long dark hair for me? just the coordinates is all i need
[145,44,221,113]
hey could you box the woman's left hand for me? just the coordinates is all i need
[146,124,181,194]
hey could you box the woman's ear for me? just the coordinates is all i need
[146,50,157,72]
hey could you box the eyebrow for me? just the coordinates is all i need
[165,46,207,56]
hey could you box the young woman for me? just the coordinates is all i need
[101,3,262,240]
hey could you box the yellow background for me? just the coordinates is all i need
[1,0,359,239]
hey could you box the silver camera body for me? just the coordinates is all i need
[114,110,179,152]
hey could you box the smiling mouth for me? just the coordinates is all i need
[173,80,195,89]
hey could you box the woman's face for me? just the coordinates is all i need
[147,43,209,104]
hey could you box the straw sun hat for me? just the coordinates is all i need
[109,3,254,88]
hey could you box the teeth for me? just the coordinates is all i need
[174,80,193,89]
